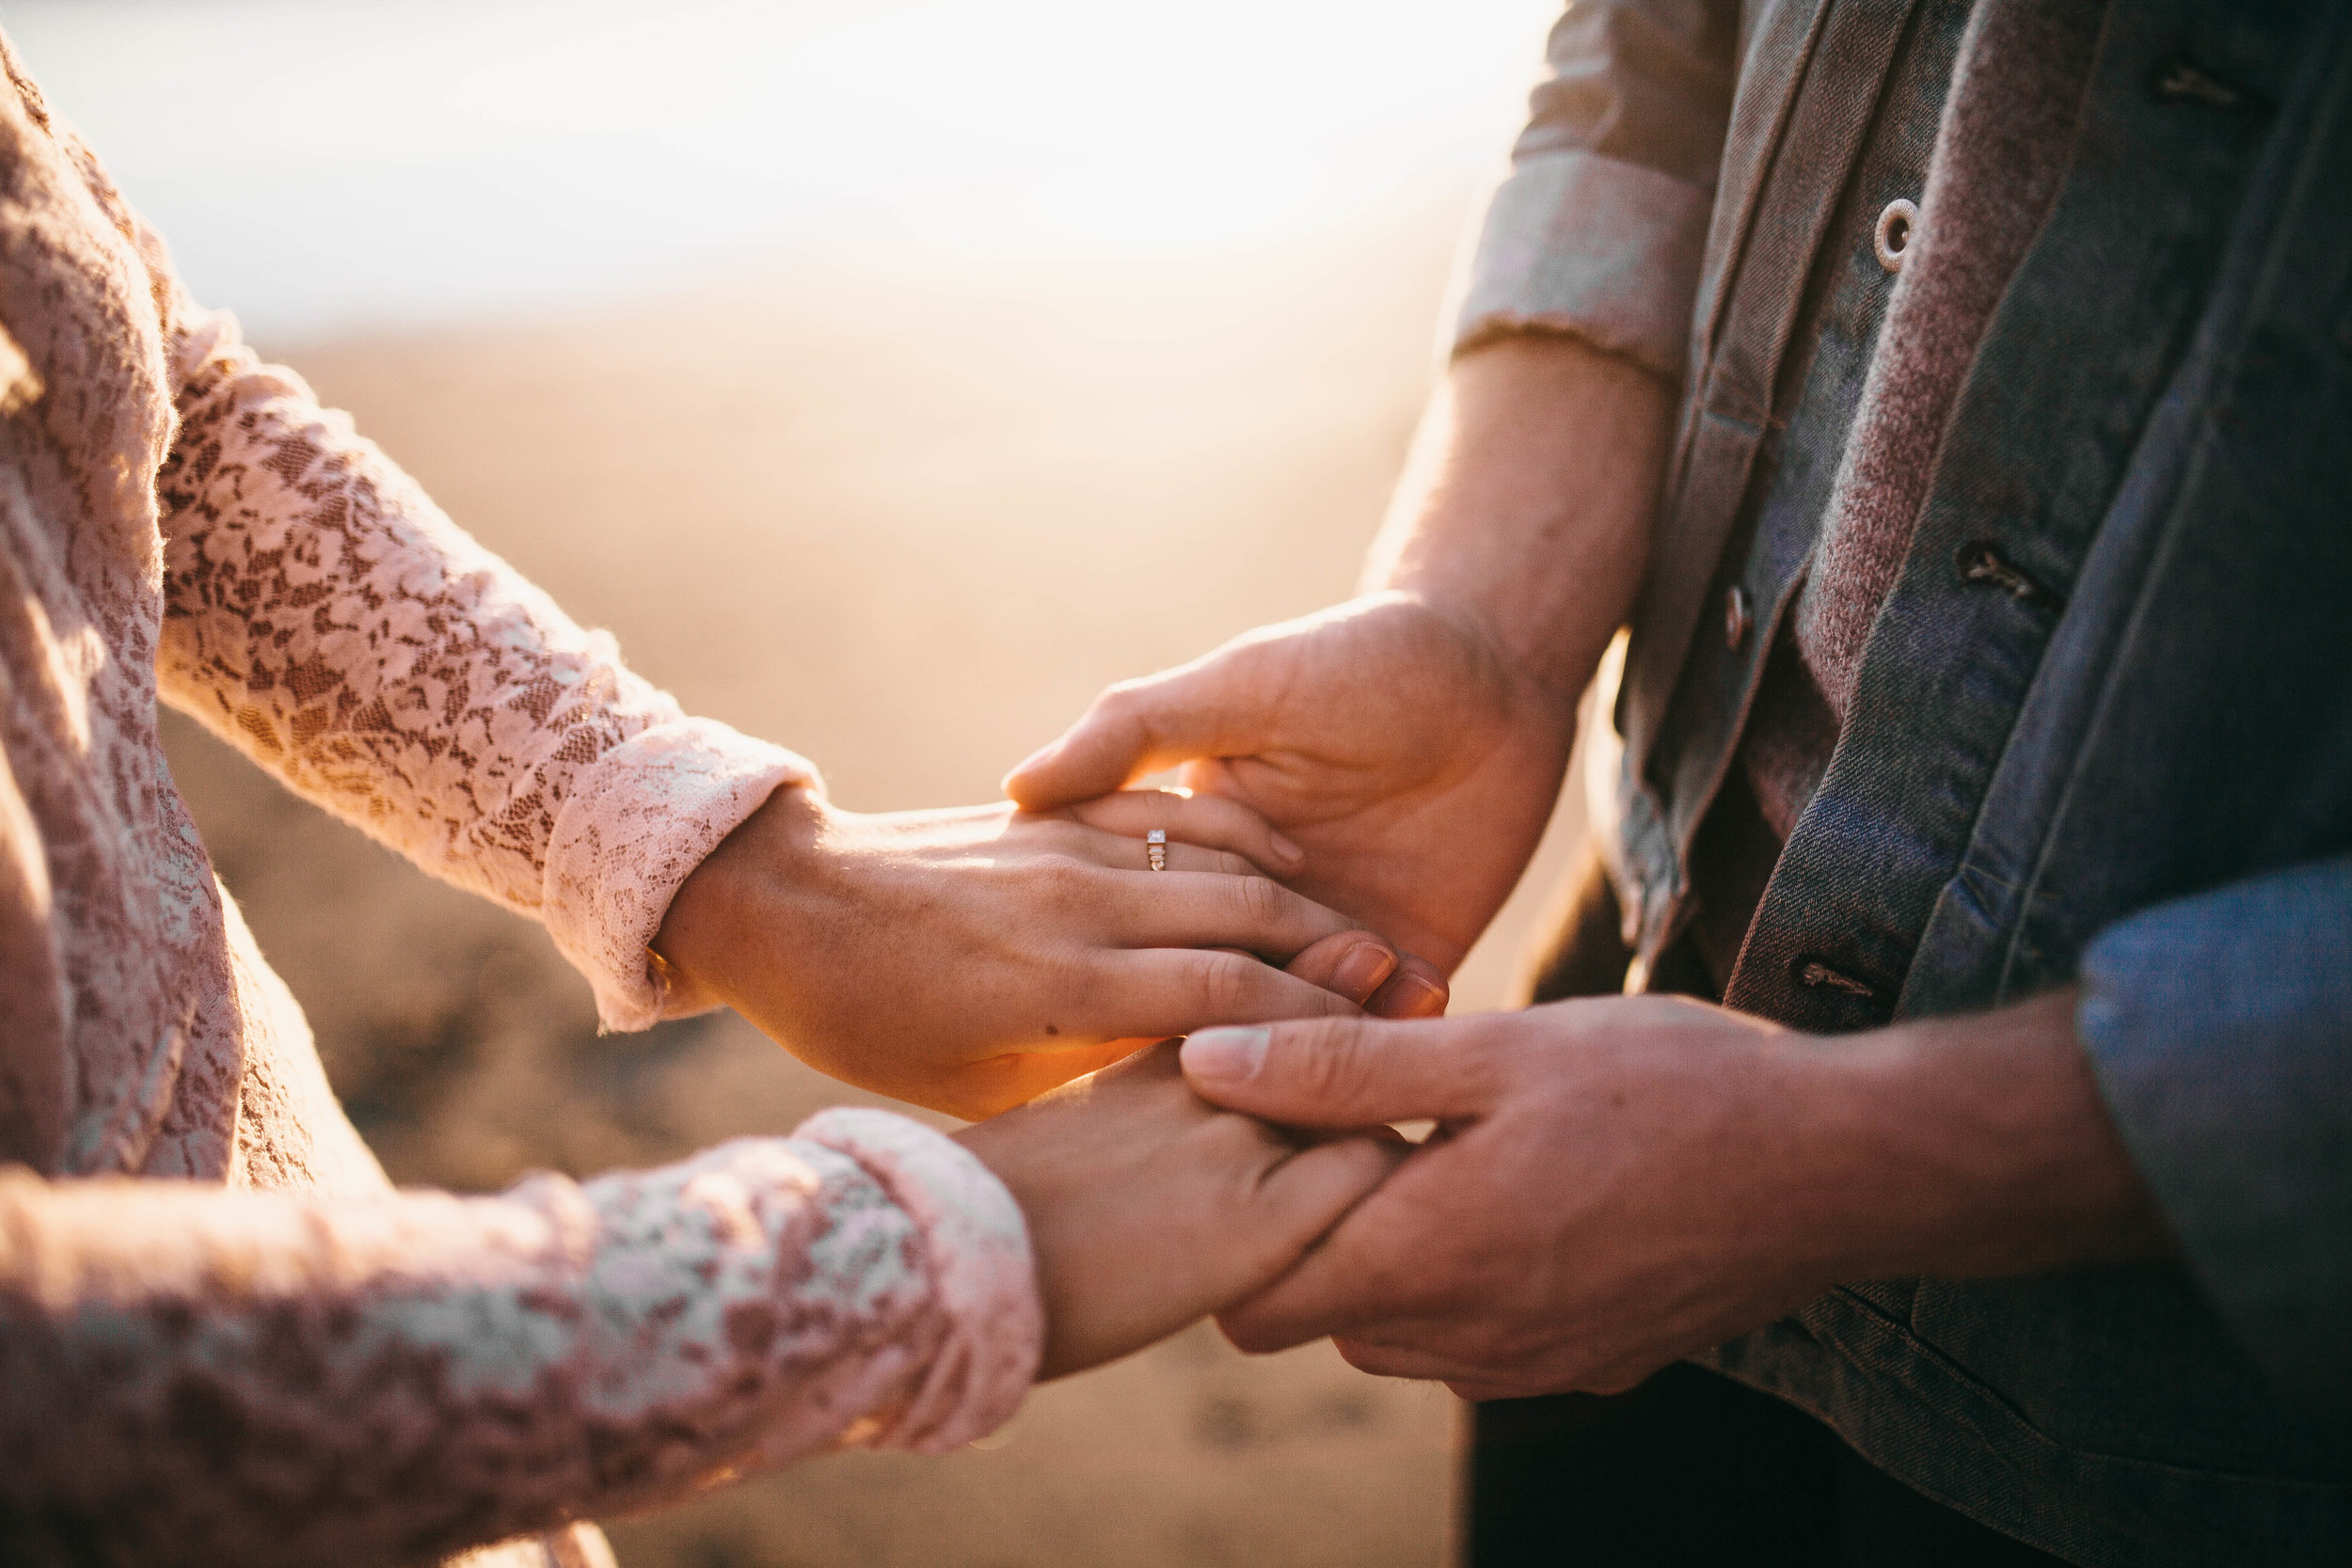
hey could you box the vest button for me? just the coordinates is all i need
[1724,585,1754,650]
[1874,198,1918,273]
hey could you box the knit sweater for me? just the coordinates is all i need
[0,34,1039,1568]
[1740,0,2106,845]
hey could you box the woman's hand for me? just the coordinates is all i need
[654,784,1438,1118]
[955,1041,1404,1378]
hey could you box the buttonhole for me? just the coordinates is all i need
[2152,57,2265,114]
[1954,541,2060,609]
[1792,958,1879,999]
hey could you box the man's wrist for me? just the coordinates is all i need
[1778,991,2173,1288]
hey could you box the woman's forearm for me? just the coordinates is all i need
[0,1119,1038,1567]
[151,293,813,1033]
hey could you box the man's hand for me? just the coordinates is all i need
[1008,593,1568,974]
[957,1041,1403,1379]
[654,784,1415,1120]
[1006,338,1674,975]
[1177,991,2171,1402]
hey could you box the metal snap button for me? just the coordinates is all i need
[1724,584,1753,650]
[1874,198,1918,274]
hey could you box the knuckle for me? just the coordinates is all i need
[1191,949,1260,1014]
[1288,1020,1369,1100]
[1096,679,1158,732]
[1034,854,1101,908]
[1236,871,1289,928]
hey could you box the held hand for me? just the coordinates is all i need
[655,784,1420,1119]
[1004,593,1576,974]
[955,1041,1405,1379]
[1177,990,2167,1402]
[1180,998,1822,1400]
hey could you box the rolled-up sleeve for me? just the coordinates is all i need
[1453,0,1740,378]
[2076,856,2352,1402]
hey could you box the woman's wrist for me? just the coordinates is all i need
[651,781,832,1008]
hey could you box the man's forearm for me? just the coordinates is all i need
[1364,335,1674,700]
[1789,990,2175,1285]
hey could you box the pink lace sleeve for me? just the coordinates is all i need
[150,304,813,1030]
[0,1116,1041,1565]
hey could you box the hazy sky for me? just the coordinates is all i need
[6,0,1555,339]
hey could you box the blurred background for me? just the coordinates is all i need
[5,3,1588,1564]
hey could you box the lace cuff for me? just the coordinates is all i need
[542,717,819,1031]
[792,1108,1041,1452]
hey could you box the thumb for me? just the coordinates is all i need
[1003,657,1259,810]
[1180,1015,1490,1127]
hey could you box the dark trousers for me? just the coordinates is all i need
[1467,1363,2074,1568]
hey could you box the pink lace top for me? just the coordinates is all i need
[0,35,1040,1567]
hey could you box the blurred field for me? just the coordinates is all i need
[161,207,1588,1568]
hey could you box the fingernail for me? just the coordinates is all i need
[1268,831,1306,866]
[1331,942,1397,1003]
[1396,974,1448,1018]
[1183,1026,1269,1083]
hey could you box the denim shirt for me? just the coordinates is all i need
[1454,2,2351,1561]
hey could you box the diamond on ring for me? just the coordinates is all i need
[1146,829,1168,871]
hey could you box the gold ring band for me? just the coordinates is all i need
[1146,829,1168,871]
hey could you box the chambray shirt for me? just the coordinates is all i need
[1455,2,2350,1562]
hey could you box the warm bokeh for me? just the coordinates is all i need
[11,5,1585,1564]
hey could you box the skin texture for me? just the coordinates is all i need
[655,783,1441,1119]
[1177,991,2171,1402]
[1006,337,1672,974]
[955,1041,1404,1379]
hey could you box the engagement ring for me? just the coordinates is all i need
[1146,829,1167,871]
